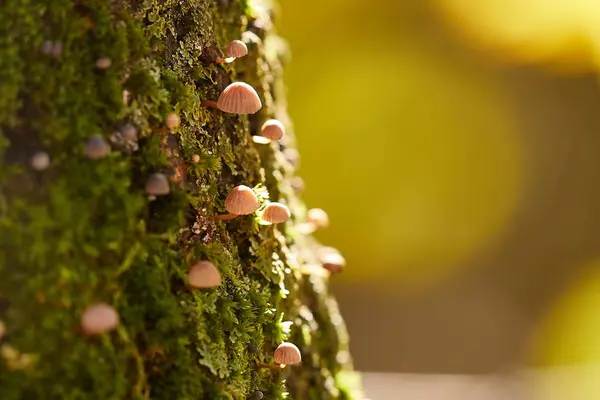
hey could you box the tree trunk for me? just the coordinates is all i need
[0,1,361,399]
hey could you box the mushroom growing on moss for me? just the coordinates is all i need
[165,112,180,130]
[81,303,119,335]
[273,342,301,366]
[318,247,346,274]
[260,119,285,141]
[201,82,262,114]
[84,135,111,159]
[216,185,260,221]
[145,173,170,196]
[216,40,248,64]
[31,151,50,171]
[298,208,329,233]
[95,57,112,70]
[261,202,291,224]
[188,261,222,288]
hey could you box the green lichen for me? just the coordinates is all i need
[0,0,360,399]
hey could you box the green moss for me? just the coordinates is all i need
[0,0,361,399]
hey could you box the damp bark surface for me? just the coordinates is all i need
[0,1,361,399]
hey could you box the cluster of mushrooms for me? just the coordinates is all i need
[20,38,348,380]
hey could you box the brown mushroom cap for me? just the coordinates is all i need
[274,342,301,365]
[165,112,180,130]
[96,57,112,70]
[31,151,51,171]
[318,249,346,274]
[145,173,171,196]
[217,82,262,114]
[307,208,329,229]
[188,261,222,288]
[225,40,248,58]
[262,202,291,224]
[84,135,111,159]
[260,119,285,140]
[81,303,119,335]
[224,185,260,215]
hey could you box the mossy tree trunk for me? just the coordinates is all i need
[0,1,361,399]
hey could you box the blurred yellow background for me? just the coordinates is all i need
[277,0,600,398]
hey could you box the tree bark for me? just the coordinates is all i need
[0,1,360,399]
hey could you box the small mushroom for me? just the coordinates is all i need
[84,135,111,159]
[95,57,112,70]
[216,40,248,64]
[81,303,119,335]
[318,248,346,274]
[201,82,262,114]
[165,112,180,130]
[188,261,222,288]
[273,342,301,366]
[216,185,260,221]
[191,154,201,163]
[259,119,285,141]
[120,124,138,142]
[31,151,50,171]
[299,208,329,233]
[145,173,170,196]
[261,202,291,224]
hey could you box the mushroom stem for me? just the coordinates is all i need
[201,100,219,109]
[257,363,285,370]
[214,213,239,221]
[215,56,236,64]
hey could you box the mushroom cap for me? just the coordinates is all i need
[188,261,222,288]
[165,112,180,130]
[307,208,329,229]
[260,119,285,141]
[225,40,248,58]
[96,57,112,70]
[224,185,260,215]
[81,303,119,335]
[217,82,262,114]
[274,342,301,365]
[31,151,50,171]
[84,135,111,159]
[318,249,346,274]
[145,173,171,196]
[262,202,291,224]
[120,123,138,141]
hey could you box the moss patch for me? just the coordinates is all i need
[0,0,360,399]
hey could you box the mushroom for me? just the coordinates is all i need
[165,112,180,130]
[216,40,248,64]
[216,185,260,221]
[191,154,201,163]
[261,202,291,224]
[31,151,50,171]
[81,303,119,335]
[249,391,264,400]
[201,82,262,114]
[84,135,111,159]
[256,119,285,142]
[95,57,112,70]
[120,124,138,142]
[145,173,170,196]
[188,261,222,288]
[298,208,329,233]
[273,342,301,366]
[318,247,346,274]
